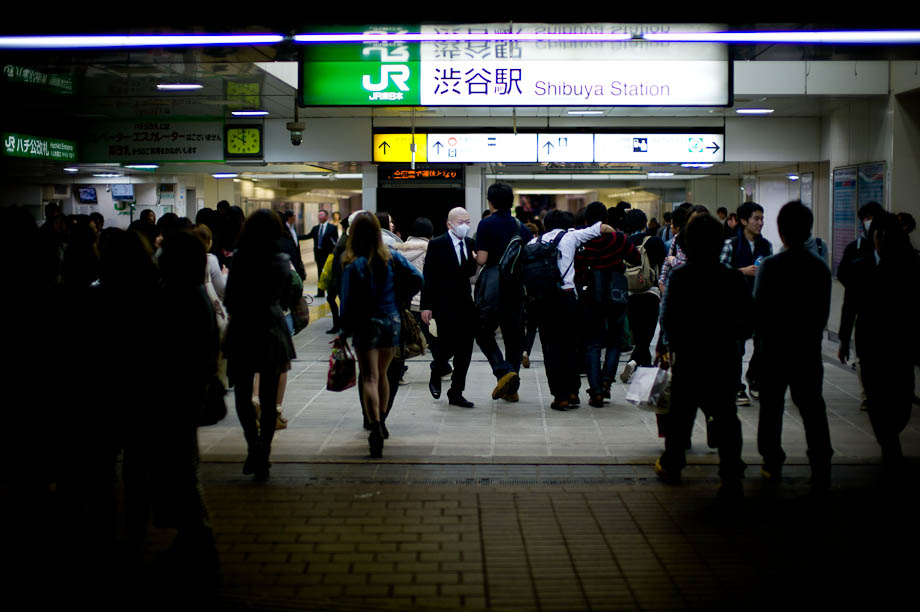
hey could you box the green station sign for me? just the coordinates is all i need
[3,132,77,161]
[301,25,421,106]
[299,24,731,108]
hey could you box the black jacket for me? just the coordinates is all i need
[420,232,477,318]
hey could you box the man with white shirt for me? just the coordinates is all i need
[527,209,616,411]
[421,208,478,408]
[302,209,338,297]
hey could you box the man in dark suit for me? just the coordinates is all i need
[282,210,306,281]
[421,207,478,408]
[302,209,338,297]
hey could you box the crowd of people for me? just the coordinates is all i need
[1,186,916,584]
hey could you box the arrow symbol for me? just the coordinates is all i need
[706,141,720,154]
[543,141,554,153]
[433,141,444,153]
[378,141,390,154]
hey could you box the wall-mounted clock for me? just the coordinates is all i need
[225,124,263,159]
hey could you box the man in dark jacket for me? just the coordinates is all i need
[421,207,478,407]
[302,209,338,297]
[754,201,833,491]
[473,183,533,402]
[658,213,754,498]
[720,201,773,406]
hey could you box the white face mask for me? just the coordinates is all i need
[450,222,470,239]
[864,219,872,232]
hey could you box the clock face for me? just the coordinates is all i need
[225,126,262,157]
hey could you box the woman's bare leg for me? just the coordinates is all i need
[357,349,382,423]
[377,348,396,420]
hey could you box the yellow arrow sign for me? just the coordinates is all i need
[373,133,428,163]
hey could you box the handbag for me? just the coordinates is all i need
[625,366,671,414]
[287,264,311,335]
[198,375,228,426]
[399,309,427,359]
[326,337,357,392]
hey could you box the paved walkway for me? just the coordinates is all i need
[199,302,920,466]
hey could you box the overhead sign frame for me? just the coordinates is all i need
[301,23,732,108]
[373,129,725,163]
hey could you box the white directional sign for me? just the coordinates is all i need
[537,134,594,162]
[593,133,724,163]
[394,132,724,163]
[427,133,537,162]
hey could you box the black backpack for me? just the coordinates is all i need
[521,230,569,301]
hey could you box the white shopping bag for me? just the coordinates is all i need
[625,366,671,414]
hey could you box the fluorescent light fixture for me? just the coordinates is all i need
[157,83,203,91]
[736,108,774,115]
[788,174,800,181]
[125,164,159,169]
[93,173,122,178]
[231,110,268,116]
[63,167,79,173]
[294,32,633,43]
[213,173,238,179]
[648,172,675,177]
[644,30,920,44]
[0,34,284,49]
[515,189,593,195]
[487,174,645,181]
[681,163,714,168]
[567,110,605,116]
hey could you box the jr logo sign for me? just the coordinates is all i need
[363,65,411,92]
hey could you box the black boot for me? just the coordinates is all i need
[368,422,384,458]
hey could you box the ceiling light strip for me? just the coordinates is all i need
[0,34,285,49]
[294,33,634,43]
[644,30,920,44]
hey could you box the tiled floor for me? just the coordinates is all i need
[199,307,920,466]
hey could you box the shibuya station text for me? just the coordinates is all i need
[535,80,671,100]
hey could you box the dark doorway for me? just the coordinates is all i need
[377,186,464,239]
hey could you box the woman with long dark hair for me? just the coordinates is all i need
[339,212,422,458]
[223,209,295,481]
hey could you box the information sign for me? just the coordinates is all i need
[373,133,428,163]
[301,23,730,107]
[594,133,723,163]
[83,121,224,162]
[426,133,537,162]
[3,132,77,161]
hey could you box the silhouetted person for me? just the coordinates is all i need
[754,201,833,491]
[224,210,296,481]
[838,212,920,475]
[657,213,754,498]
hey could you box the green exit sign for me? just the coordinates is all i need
[3,132,77,161]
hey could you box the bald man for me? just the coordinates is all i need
[420,207,478,408]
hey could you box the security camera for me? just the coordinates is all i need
[286,120,305,146]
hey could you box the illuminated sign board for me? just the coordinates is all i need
[378,165,463,182]
[426,133,537,163]
[301,23,730,107]
[594,133,724,163]
[3,132,77,161]
[374,131,724,163]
